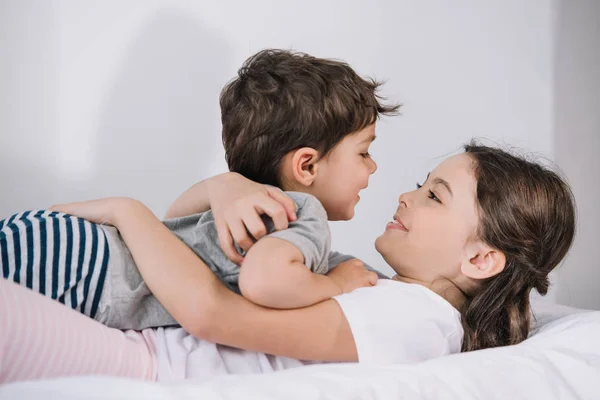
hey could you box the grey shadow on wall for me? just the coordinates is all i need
[89,8,234,216]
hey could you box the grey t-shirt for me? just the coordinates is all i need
[163,191,332,293]
[96,192,337,330]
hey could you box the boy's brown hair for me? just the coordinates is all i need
[220,49,400,186]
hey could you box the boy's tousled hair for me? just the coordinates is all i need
[220,49,400,186]
[461,141,576,352]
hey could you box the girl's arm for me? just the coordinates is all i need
[51,198,358,362]
[163,179,212,219]
[165,172,297,264]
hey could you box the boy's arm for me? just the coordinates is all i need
[240,238,342,308]
[239,194,377,309]
[240,238,377,309]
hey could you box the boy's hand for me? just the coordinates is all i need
[327,259,378,294]
[49,197,137,226]
[206,173,297,264]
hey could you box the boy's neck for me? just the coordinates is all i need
[279,174,316,196]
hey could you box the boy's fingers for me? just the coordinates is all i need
[368,272,378,285]
[265,186,297,221]
[215,220,243,264]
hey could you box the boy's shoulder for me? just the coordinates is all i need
[281,190,321,205]
[281,191,327,221]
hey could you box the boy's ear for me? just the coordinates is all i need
[290,147,320,187]
[461,241,506,280]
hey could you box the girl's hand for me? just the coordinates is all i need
[49,197,136,226]
[206,173,297,264]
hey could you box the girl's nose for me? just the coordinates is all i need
[398,192,410,208]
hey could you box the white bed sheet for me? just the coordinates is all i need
[2,300,599,400]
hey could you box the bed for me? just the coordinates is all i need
[1,298,599,400]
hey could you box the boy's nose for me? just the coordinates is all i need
[369,157,378,174]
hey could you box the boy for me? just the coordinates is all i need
[1,49,398,329]
[161,49,398,309]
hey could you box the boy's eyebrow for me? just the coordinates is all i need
[358,135,376,145]
[424,173,453,196]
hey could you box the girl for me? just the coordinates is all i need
[0,142,576,382]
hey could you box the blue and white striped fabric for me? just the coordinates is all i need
[0,210,110,319]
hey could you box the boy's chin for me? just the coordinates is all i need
[328,207,355,221]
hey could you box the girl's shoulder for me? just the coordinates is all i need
[377,279,460,315]
[333,280,464,364]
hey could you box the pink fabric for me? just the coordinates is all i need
[0,279,157,383]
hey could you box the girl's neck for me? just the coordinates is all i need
[391,275,467,311]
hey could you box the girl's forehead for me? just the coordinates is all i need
[432,154,478,200]
[433,154,475,181]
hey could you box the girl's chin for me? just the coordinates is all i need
[374,240,395,262]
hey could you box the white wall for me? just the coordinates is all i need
[1,1,571,297]
[553,0,600,310]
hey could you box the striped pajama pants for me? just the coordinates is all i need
[0,210,110,319]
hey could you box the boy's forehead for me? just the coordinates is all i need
[353,124,376,142]
[331,124,376,152]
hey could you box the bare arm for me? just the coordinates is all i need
[121,199,358,361]
[204,288,358,362]
[239,238,341,309]
[240,237,375,309]
[51,198,358,362]
[164,180,211,219]
[165,172,297,264]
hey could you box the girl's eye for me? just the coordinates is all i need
[417,183,441,204]
[361,152,371,158]
[428,190,442,203]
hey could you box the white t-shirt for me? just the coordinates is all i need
[154,279,463,381]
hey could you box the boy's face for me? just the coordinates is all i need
[312,124,378,220]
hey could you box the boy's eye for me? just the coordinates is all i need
[360,152,371,158]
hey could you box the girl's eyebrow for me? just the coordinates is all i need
[433,177,453,196]
[424,173,453,197]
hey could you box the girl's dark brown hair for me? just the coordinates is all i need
[461,141,576,351]
[220,49,400,186]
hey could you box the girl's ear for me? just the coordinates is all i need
[290,147,320,187]
[461,241,506,280]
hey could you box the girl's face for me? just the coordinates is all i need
[375,153,481,283]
